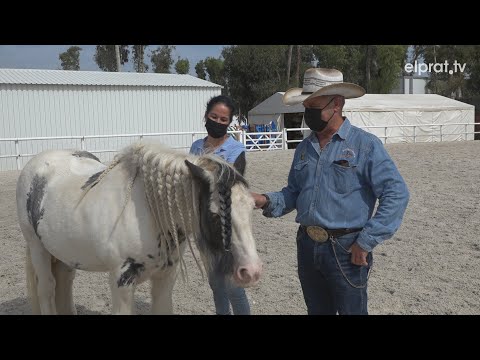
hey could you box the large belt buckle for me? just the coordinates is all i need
[306,226,329,243]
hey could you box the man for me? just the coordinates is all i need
[251,68,410,315]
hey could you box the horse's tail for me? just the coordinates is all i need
[25,246,41,315]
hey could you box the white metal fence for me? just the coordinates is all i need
[1,122,479,170]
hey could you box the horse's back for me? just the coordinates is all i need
[16,149,106,240]
[17,149,105,204]
[20,149,104,180]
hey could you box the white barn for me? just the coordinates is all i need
[0,68,222,170]
[248,92,475,144]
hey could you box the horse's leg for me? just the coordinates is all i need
[151,266,178,315]
[25,245,41,314]
[27,239,57,315]
[52,259,77,315]
[109,270,136,315]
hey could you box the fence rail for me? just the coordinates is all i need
[1,123,479,170]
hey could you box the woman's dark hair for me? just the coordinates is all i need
[205,95,236,124]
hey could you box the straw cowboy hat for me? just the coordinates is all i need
[283,68,366,106]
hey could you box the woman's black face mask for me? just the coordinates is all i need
[205,117,229,138]
[304,97,335,132]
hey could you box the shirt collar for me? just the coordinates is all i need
[203,136,232,152]
[306,117,352,144]
[335,117,351,140]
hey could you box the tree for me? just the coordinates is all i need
[286,45,293,86]
[175,57,189,74]
[220,45,316,115]
[222,45,299,116]
[203,57,224,84]
[313,45,407,94]
[369,45,408,93]
[132,45,149,73]
[195,60,207,79]
[295,45,301,87]
[195,57,224,84]
[410,45,426,64]
[313,45,363,85]
[94,45,129,72]
[150,45,176,73]
[465,46,480,98]
[59,46,82,70]
[424,45,475,99]
[115,45,121,72]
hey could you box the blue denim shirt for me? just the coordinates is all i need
[190,136,245,163]
[263,118,410,252]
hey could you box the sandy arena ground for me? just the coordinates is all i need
[1,141,479,315]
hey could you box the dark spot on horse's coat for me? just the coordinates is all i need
[81,170,104,190]
[147,254,154,259]
[26,174,47,239]
[117,257,145,287]
[72,151,100,162]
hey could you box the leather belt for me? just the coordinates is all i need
[300,225,363,243]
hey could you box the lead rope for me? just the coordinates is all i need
[330,235,373,289]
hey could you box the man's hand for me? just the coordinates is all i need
[349,242,369,266]
[251,192,268,209]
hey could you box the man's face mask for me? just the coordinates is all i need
[304,97,335,133]
[205,117,229,138]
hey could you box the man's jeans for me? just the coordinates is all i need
[296,226,373,315]
[208,271,251,315]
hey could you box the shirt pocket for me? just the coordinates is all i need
[328,160,358,194]
[293,160,309,187]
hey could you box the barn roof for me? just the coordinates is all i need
[0,68,221,88]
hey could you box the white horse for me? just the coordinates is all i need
[16,142,262,315]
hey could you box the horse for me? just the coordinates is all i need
[16,141,262,315]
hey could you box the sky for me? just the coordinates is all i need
[0,45,225,76]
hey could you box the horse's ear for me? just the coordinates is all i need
[185,160,210,185]
[233,151,246,176]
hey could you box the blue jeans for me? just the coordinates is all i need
[296,226,373,315]
[208,270,251,315]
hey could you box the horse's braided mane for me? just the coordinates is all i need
[130,142,206,279]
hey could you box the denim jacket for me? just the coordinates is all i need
[263,118,410,252]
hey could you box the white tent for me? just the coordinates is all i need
[248,93,475,143]
[248,92,303,126]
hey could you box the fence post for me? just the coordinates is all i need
[413,126,416,143]
[283,128,288,150]
[465,124,468,140]
[242,130,247,147]
[15,139,20,170]
[384,127,387,144]
[81,136,85,150]
[440,125,443,142]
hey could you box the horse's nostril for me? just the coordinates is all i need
[238,267,250,281]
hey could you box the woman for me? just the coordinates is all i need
[189,95,251,315]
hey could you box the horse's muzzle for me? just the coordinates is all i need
[233,262,263,287]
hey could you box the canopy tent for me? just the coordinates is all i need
[248,93,475,142]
